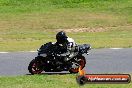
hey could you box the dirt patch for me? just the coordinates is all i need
[56,25,132,33]
[56,27,107,33]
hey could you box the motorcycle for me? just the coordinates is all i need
[28,42,91,75]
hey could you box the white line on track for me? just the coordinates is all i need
[0,51,37,53]
[0,52,9,53]
[0,48,124,53]
[28,51,37,52]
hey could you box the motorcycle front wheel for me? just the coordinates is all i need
[28,59,44,75]
[69,56,86,73]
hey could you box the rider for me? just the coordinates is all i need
[55,31,78,62]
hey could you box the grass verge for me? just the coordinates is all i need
[0,29,132,51]
[0,74,131,88]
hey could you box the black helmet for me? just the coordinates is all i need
[56,31,68,44]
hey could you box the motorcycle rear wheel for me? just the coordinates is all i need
[28,59,43,75]
[69,56,86,73]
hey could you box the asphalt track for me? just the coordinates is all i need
[0,48,132,76]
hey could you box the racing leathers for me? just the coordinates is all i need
[55,37,78,62]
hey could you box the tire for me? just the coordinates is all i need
[69,56,86,73]
[28,59,43,75]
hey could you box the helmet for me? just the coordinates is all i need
[56,31,68,44]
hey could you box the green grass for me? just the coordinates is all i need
[0,0,132,51]
[0,74,131,88]
[0,30,132,51]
